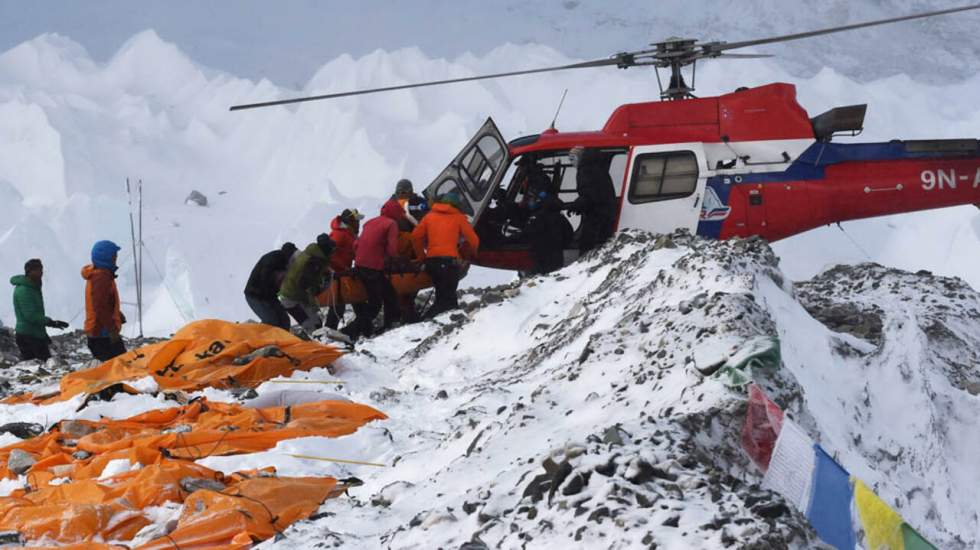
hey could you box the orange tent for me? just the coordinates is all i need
[2,319,344,404]
[0,398,386,482]
[0,459,347,547]
[0,320,382,547]
[0,397,384,546]
[137,476,340,549]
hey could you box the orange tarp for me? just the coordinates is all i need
[0,459,343,547]
[0,398,386,482]
[138,476,338,549]
[0,397,384,546]
[7,319,344,404]
[318,271,432,307]
[0,320,380,547]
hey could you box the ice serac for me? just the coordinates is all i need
[0,99,65,206]
[262,230,976,549]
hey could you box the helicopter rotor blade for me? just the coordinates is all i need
[229,57,623,111]
[711,53,774,59]
[710,3,980,54]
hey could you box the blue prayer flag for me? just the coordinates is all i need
[806,445,856,550]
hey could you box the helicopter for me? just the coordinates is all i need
[232,5,980,274]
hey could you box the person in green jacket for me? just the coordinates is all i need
[10,259,68,361]
[278,234,335,332]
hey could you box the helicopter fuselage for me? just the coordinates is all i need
[452,83,980,272]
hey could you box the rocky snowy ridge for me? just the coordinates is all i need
[225,230,976,549]
[1,231,977,549]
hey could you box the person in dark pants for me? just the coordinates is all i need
[526,191,574,274]
[341,200,403,341]
[424,258,463,316]
[566,146,617,254]
[82,241,127,362]
[411,191,480,317]
[10,258,68,361]
[244,242,297,329]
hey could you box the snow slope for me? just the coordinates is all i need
[1,231,976,548]
[2,30,980,336]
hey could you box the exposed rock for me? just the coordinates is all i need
[7,449,36,475]
[185,190,208,206]
[60,420,96,438]
[179,477,227,493]
[0,422,44,439]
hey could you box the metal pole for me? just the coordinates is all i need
[137,179,144,338]
[125,178,140,338]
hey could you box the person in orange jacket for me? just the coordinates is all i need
[411,190,480,317]
[81,240,126,361]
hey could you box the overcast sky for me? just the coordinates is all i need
[3,0,979,87]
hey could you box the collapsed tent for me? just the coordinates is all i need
[0,319,385,547]
[0,397,386,483]
[0,459,348,547]
[3,319,344,404]
[0,398,385,545]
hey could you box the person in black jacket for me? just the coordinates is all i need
[566,147,617,254]
[244,242,297,329]
[526,191,574,274]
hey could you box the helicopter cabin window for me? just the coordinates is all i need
[430,177,475,216]
[458,136,506,202]
[477,148,627,249]
[628,151,698,204]
[511,149,627,203]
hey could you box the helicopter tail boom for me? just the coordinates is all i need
[703,140,980,242]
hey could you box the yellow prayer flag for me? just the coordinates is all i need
[854,478,905,550]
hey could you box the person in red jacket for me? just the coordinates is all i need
[341,200,403,341]
[411,191,480,317]
[82,240,127,361]
[328,209,362,273]
[326,208,363,329]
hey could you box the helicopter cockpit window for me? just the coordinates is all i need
[458,136,505,201]
[628,151,698,204]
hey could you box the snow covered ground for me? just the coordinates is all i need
[0,232,977,548]
[1,20,980,335]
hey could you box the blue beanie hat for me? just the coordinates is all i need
[92,240,121,271]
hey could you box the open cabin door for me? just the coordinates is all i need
[617,143,708,235]
[423,118,509,223]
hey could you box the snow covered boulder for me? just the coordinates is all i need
[184,190,208,206]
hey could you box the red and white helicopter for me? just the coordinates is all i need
[232,5,980,272]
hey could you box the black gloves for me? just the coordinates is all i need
[45,318,69,330]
